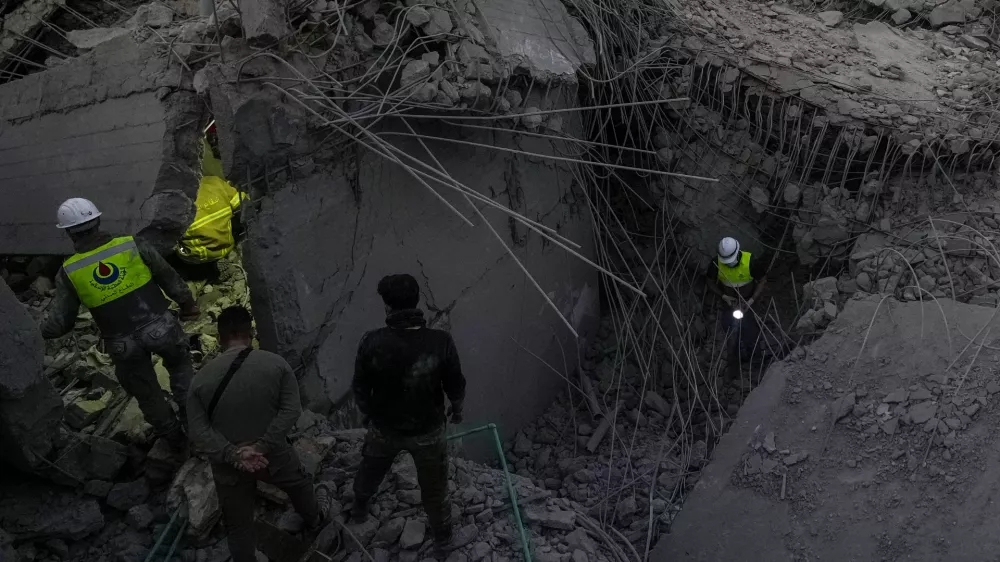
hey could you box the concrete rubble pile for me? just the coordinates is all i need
[845,204,1000,306]
[496,315,715,553]
[165,423,620,562]
[0,250,247,493]
[643,0,1000,261]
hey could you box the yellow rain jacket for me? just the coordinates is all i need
[177,175,246,264]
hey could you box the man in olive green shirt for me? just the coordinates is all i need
[187,306,320,562]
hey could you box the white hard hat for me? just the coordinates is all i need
[718,236,740,266]
[56,198,102,229]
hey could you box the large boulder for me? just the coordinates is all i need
[0,281,64,473]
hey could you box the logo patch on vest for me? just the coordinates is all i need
[92,261,121,285]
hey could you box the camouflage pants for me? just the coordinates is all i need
[105,312,193,437]
[354,425,452,541]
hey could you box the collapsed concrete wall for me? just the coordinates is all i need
[199,0,599,450]
[0,35,202,255]
[243,118,598,438]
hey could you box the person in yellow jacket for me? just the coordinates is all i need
[41,198,201,448]
[708,236,769,380]
[176,133,247,265]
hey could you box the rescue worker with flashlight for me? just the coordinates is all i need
[41,198,200,449]
[708,236,768,379]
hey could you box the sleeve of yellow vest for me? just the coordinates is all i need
[40,270,82,339]
[137,240,195,307]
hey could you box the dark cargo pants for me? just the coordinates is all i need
[105,312,193,437]
[353,425,452,542]
[212,447,320,562]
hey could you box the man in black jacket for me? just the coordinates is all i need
[351,273,466,550]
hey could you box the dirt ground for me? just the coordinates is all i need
[652,294,1000,561]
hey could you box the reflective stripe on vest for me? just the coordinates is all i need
[717,251,753,288]
[64,236,154,309]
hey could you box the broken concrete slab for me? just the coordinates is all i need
[928,1,967,28]
[816,11,843,27]
[239,0,290,43]
[0,281,64,474]
[167,458,221,539]
[478,0,595,81]
[66,27,132,50]
[0,35,202,255]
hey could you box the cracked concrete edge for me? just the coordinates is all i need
[137,91,205,254]
[0,35,182,124]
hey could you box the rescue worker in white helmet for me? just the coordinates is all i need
[708,236,769,380]
[40,198,201,449]
[708,236,768,308]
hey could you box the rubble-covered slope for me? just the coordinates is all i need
[655,294,1000,560]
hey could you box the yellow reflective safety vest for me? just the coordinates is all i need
[63,236,168,336]
[717,251,753,288]
[177,176,246,264]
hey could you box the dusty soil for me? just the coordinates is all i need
[653,294,1000,561]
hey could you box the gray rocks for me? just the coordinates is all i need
[891,8,911,24]
[524,508,576,530]
[832,393,856,422]
[405,6,431,26]
[423,7,453,35]
[816,11,843,27]
[107,479,150,512]
[513,432,533,456]
[909,401,937,424]
[928,1,966,28]
[276,510,304,533]
[399,519,426,549]
[883,389,909,404]
[372,21,395,46]
[84,480,113,498]
[372,517,405,546]
[401,60,431,88]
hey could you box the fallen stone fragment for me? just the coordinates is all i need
[399,519,425,549]
[924,417,940,433]
[373,517,405,546]
[816,11,843,27]
[783,451,808,466]
[372,21,395,46]
[909,388,932,401]
[965,403,981,417]
[883,389,909,403]
[890,8,911,25]
[643,391,672,417]
[959,34,989,50]
[66,27,131,49]
[107,479,150,512]
[84,480,113,498]
[832,392,856,422]
[423,7,453,35]
[909,401,937,424]
[405,5,430,26]
[763,432,776,453]
[401,60,431,88]
[513,432,532,456]
[524,508,576,530]
[928,1,966,28]
[987,381,1000,394]
[882,417,899,435]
